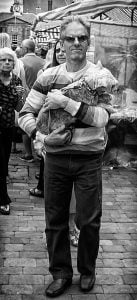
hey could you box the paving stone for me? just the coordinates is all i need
[9,275,44,285]
[0,296,22,300]
[97,294,133,300]
[23,267,49,275]
[103,259,124,267]
[4,258,36,267]
[96,268,124,275]
[102,284,133,293]
[20,251,47,259]
[1,284,33,295]
[5,244,23,251]
[131,286,137,293]
[102,253,124,259]
[96,274,123,285]
[0,275,9,284]
[72,295,96,299]
[123,275,137,285]
[0,252,19,258]
[102,245,125,252]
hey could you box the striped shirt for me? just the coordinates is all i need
[18,61,109,153]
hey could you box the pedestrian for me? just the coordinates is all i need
[29,39,66,198]
[18,15,110,297]
[20,39,45,162]
[0,47,23,215]
[0,33,27,154]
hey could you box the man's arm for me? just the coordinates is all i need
[65,98,109,128]
[44,90,109,128]
[18,88,46,138]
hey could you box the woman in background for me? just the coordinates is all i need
[0,47,23,215]
[0,33,28,154]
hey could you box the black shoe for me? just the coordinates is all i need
[29,187,44,198]
[0,204,10,215]
[46,278,72,298]
[80,272,95,292]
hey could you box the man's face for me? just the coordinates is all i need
[0,54,14,72]
[62,21,89,62]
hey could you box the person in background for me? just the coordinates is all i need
[0,47,23,215]
[0,33,27,154]
[35,47,48,60]
[18,16,110,297]
[20,39,45,162]
[15,46,22,58]
[41,48,48,60]
[0,33,11,48]
[29,40,66,198]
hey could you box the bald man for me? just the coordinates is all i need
[20,39,45,162]
[20,39,45,90]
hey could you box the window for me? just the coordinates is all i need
[12,34,18,45]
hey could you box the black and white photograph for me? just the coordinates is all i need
[0,0,137,299]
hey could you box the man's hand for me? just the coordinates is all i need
[43,90,69,112]
[44,125,72,146]
[33,131,45,157]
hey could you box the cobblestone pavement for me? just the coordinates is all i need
[0,144,137,300]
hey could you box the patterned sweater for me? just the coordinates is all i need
[0,73,22,129]
[18,61,109,154]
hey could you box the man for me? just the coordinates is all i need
[20,38,45,162]
[18,16,109,297]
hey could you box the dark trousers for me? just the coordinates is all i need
[44,152,103,279]
[0,128,12,205]
[37,157,44,192]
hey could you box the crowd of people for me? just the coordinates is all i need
[0,15,116,297]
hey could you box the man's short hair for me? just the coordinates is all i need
[60,15,91,45]
[22,39,35,53]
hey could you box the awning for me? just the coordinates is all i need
[32,0,137,31]
[36,26,60,44]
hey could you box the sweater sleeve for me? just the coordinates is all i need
[18,87,46,137]
[64,99,109,128]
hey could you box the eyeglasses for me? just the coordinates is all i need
[0,58,14,62]
[64,35,88,43]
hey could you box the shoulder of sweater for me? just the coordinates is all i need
[36,64,64,85]
[42,63,62,75]
[87,60,98,69]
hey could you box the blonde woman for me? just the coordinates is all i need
[0,47,23,214]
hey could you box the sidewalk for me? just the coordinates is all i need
[0,143,137,300]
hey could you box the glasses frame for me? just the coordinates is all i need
[63,35,88,44]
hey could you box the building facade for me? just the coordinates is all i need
[0,13,36,48]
